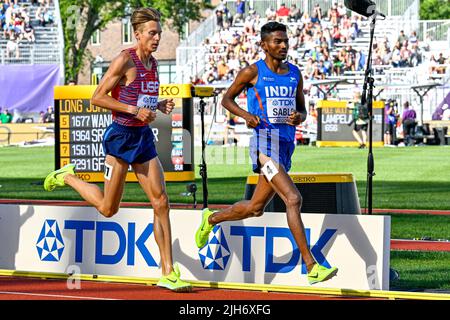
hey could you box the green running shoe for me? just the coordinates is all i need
[307,264,338,285]
[195,208,214,248]
[43,164,76,191]
[157,263,192,292]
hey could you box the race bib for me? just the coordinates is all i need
[137,94,158,111]
[261,160,279,182]
[267,98,295,124]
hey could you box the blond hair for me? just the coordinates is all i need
[131,7,161,32]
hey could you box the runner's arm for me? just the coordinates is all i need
[221,65,260,128]
[91,52,139,116]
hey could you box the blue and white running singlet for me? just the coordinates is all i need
[247,59,301,142]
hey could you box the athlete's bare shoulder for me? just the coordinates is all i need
[235,63,258,86]
[106,49,136,85]
[112,50,134,72]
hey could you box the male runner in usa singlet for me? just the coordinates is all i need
[195,22,338,285]
[43,7,191,292]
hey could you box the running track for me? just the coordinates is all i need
[0,276,382,301]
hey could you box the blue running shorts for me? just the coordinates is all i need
[249,133,295,174]
[102,122,158,164]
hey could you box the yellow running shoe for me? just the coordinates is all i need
[156,263,192,293]
[195,208,214,248]
[307,264,338,285]
[43,164,76,191]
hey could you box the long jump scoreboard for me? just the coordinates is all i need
[54,84,196,182]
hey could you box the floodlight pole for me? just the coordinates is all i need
[361,14,379,215]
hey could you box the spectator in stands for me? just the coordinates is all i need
[265,6,276,21]
[310,10,321,24]
[217,58,230,80]
[215,8,224,29]
[43,6,54,26]
[233,0,245,25]
[0,108,12,123]
[35,4,44,26]
[38,110,45,123]
[303,57,314,79]
[429,54,439,74]
[409,43,421,67]
[408,31,418,45]
[0,4,6,27]
[43,105,54,123]
[332,52,344,75]
[243,14,257,35]
[35,4,53,27]
[289,4,301,22]
[327,2,339,26]
[435,53,448,74]
[6,32,19,59]
[400,41,411,67]
[22,17,34,43]
[391,42,401,68]
[276,3,290,23]
[349,21,360,40]
[401,101,417,146]
[337,2,347,17]
[331,24,342,46]
[397,30,407,44]
[312,3,322,21]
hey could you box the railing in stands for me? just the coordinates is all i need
[221,0,418,18]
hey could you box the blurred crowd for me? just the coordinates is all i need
[196,1,446,87]
[1,0,54,59]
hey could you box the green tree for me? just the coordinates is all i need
[59,0,211,84]
[420,0,450,20]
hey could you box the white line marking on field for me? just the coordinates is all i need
[0,291,120,300]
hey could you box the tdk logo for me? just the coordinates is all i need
[201,226,336,274]
[198,226,231,270]
[64,221,158,266]
[36,220,65,262]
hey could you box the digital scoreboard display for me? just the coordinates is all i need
[316,100,385,147]
[54,85,194,182]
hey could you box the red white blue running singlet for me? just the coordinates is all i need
[111,47,159,127]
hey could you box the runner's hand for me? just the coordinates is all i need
[286,111,303,126]
[158,99,175,114]
[245,114,260,129]
[136,108,157,124]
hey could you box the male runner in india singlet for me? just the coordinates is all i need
[195,22,338,285]
[43,7,191,292]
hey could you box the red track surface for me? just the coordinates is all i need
[0,276,381,300]
[391,240,450,252]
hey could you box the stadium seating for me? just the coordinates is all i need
[0,1,60,64]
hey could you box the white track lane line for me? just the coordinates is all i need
[0,291,120,300]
